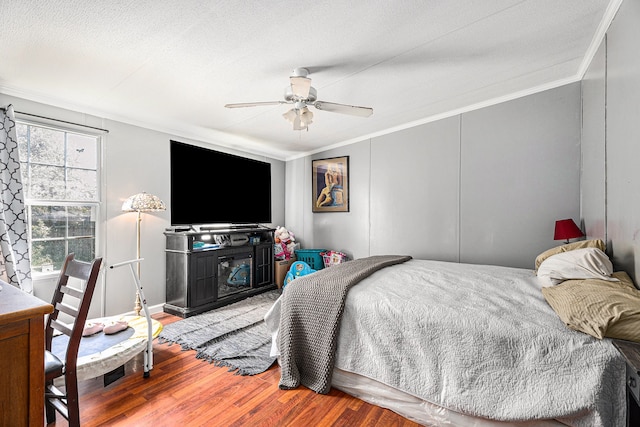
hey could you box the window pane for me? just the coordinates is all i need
[29,126,64,166]
[32,240,66,272]
[67,133,97,169]
[31,164,65,199]
[19,162,30,195]
[68,206,96,237]
[31,205,66,238]
[17,123,28,160]
[67,168,97,201]
[16,125,30,194]
[68,238,95,262]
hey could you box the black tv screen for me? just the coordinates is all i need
[170,140,272,226]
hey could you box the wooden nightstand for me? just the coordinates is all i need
[613,339,640,426]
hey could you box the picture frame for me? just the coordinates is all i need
[312,156,349,212]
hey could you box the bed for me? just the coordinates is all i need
[265,241,640,426]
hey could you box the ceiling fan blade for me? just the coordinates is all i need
[313,101,373,117]
[225,101,286,108]
[290,76,312,99]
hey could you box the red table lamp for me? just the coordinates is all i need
[554,218,585,244]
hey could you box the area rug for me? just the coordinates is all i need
[158,290,281,375]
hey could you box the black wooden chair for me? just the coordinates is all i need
[45,253,102,426]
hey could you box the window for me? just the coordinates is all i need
[16,121,100,276]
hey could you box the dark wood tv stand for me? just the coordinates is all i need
[163,226,276,318]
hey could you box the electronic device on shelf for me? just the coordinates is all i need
[230,235,249,246]
[165,226,191,232]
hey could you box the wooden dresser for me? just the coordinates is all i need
[0,281,53,427]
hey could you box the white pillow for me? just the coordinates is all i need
[537,247,618,287]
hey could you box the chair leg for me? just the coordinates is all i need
[66,375,81,427]
[45,379,81,427]
[45,382,56,424]
[45,400,56,424]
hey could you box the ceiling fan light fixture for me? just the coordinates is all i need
[290,76,312,99]
[283,108,297,123]
[284,86,317,103]
[293,116,306,131]
[300,107,313,126]
[283,106,312,130]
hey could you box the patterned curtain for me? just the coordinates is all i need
[0,105,32,292]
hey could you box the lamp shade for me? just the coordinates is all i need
[122,192,166,212]
[553,218,584,241]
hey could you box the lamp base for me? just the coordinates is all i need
[134,291,142,316]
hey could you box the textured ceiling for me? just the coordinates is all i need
[0,1,619,160]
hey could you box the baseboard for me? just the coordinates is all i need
[116,302,165,318]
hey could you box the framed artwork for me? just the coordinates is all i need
[312,156,349,212]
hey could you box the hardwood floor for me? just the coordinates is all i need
[46,312,423,427]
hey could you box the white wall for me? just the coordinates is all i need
[287,83,583,269]
[0,93,286,316]
[103,119,171,318]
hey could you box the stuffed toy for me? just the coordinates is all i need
[274,226,297,260]
[273,243,287,260]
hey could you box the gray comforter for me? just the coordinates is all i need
[277,255,412,393]
[267,258,627,426]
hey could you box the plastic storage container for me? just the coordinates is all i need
[294,249,327,270]
[321,251,347,268]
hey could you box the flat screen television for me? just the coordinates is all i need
[170,140,271,226]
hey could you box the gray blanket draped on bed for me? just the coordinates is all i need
[277,255,412,393]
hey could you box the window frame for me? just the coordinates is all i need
[16,117,104,281]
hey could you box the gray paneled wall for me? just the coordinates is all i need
[287,83,582,269]
[370,117,460,262]
[308,143,373,259]
[581,39,607,242]
[583,0,640,282]
[460,84,581,268]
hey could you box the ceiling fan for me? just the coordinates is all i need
[225,68,373,131]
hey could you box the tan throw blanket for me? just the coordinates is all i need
[277,255,412,394]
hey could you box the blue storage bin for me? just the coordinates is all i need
[294,249,326,270]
